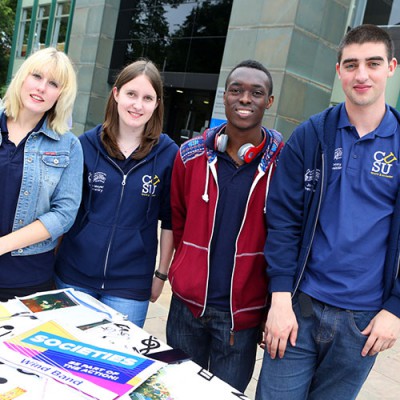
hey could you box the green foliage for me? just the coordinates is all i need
[0,0,17,87]
[0,84,7,98]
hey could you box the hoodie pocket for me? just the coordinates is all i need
[61,220,112,278]
[105,226,148,279]
[169,241,208,298]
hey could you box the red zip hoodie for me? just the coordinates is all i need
[169,124,284,332]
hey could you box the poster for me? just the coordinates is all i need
[0,321,163,400]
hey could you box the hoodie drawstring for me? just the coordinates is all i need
[146,153,158,222]
[202,161,210,202]
[264,162,274,214]
[80,148,100,226]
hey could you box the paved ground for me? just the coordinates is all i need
[144,282,400,400]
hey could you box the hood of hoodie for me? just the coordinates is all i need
[198,122,283,204]
[204,122,283,171]
[78,124,177,228]
[82,124,177,162]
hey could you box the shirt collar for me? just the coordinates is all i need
[0,112,47,135]
[338,103,397,138]
[0,112,8,134]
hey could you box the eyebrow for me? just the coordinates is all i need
[228,81,266,89]
[342,56,385,64]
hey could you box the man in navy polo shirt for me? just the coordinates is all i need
[256,24,400,400]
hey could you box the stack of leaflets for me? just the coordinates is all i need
[0,290,164,399]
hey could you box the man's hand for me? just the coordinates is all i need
[361,309,400,356]
[263,292,298,359]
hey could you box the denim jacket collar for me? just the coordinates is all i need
[34,119,60,141]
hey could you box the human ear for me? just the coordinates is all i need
[335,63,341,79]
[112,87,119,102]
[388,58,398,77]
[266,95,274,109]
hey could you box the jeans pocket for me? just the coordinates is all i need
[348,310,378,336]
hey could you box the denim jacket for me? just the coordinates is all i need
[0,111,83,256]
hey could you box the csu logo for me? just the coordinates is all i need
[142,175,160,196]
[371,151,397,177]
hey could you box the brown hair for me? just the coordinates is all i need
[338,24,394,63]
[101,59,164,159]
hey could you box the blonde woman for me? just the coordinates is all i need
[0,47,83,300]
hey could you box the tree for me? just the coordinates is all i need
[0,0,17,92]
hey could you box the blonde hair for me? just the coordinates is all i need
[3,47,77,134]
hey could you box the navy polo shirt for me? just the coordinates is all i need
[207,146,262,312]
[0,113,54,290]
[301,105,400,310]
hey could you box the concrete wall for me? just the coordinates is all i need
[68,0,119,135]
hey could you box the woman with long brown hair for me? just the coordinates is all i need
[55,60,178,327]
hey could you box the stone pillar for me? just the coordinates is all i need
[68,0,119,135]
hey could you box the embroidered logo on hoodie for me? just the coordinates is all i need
[88,171,107,193]
[142,174,160,196]
[304,169,320,192]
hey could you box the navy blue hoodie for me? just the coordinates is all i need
[55,125,178,300]
[265,103,400,319]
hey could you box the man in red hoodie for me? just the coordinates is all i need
[166,60,284,393]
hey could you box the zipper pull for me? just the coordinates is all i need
[229,330,235,346]
[122,175,127,186]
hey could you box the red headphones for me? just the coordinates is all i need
[215,133,266,163]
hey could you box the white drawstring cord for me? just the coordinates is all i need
[264,163,274,213]
[202,162,210,202]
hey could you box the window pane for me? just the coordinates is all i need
[17,8,32,57]
[33,5,51,52]
[110,0,233,80]
[52,1,71,52]
[363,0,392,24]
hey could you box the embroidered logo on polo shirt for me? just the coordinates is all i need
[332,147,343,170]
[141,174,160,197]
[371,151,397,178]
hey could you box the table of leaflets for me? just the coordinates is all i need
[0,288,249,400]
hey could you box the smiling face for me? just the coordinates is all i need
[20,70,62,118]
[113,74,159,135]
[223,67,273,134]
[336,42,397,110]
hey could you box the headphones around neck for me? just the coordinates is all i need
[215,132,266,163]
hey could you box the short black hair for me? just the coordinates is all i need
[225,59,273,96]
[338,24,394,63]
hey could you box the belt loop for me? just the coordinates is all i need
[299,292,314,317]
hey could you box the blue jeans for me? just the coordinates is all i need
[256,292,378,400]
[166,295,259,393]
[54,275,149,328]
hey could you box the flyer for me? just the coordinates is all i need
[0,320,163,400]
